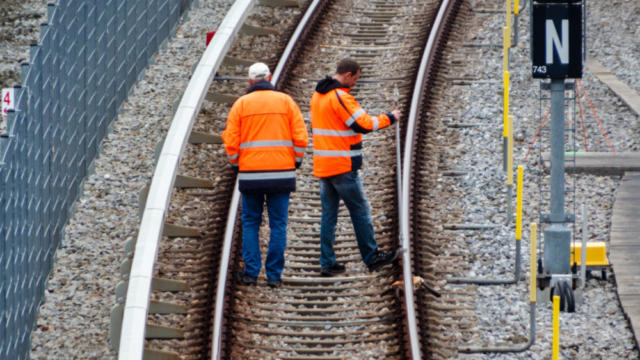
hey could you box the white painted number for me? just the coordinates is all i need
[2,88,14,116]
[532,65,548,74]
[546,19,569,65]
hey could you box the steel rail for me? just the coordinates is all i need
[271,0,322,82]
[210,0,452,357]
[117,1,258,358]
[210,1,324,358]
[400,0,453,359]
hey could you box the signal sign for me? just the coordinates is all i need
[531,3,582,78]
[2,88,14,116]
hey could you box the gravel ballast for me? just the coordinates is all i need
[446,1,640,358]
[28,1,234,358]
[0,0,47,132]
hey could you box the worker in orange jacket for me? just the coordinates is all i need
[310,58,402,276]
[222,62,308,287]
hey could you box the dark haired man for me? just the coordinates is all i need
[310,58,402,276]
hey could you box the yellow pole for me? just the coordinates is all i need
[507,119,513,187]
[503,71,509,139]
[503,27,510,70]
[503,24,509,144]
[514,0,519,15]
[506,0,511,32]
[553,295,560,360]
[516,165,523,239]
[530,223,537,302]
[504,25,511,50]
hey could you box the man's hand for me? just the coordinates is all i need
[391,108,402,122]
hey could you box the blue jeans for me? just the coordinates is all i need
[241,192,290,281]
[319,171,377,267]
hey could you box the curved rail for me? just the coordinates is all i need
[117,1,257,358]
[210,1,324,357]
[119,0,458,356]
[400,0,453,358]
[210,0,460,358]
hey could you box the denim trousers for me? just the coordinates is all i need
[241,191,290,281]
[319,170,377,267]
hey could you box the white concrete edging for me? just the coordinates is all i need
[117,1,257,358]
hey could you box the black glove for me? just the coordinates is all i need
[231,165,238,174]
[387,112,397,125]
[295,160,302,169]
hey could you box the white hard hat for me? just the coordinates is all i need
[248,62,270,80]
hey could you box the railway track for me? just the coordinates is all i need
[401,1,477,357]
[214,1,438,358]
[116,0,477,359]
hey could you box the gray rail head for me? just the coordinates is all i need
[401,1,452,359]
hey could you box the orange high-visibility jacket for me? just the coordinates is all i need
[222,81,308,193]
[310,76,396,178]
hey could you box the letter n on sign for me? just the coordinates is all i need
[531,3,582,79]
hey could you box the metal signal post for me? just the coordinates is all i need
[530,0,583,311]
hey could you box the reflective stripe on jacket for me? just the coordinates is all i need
[310,76,395,178]
[222,81,308,193]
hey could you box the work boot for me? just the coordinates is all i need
[236,271,257,285]
[367,249,401,272]
[320,262,346,277]
[267,278,283,288]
